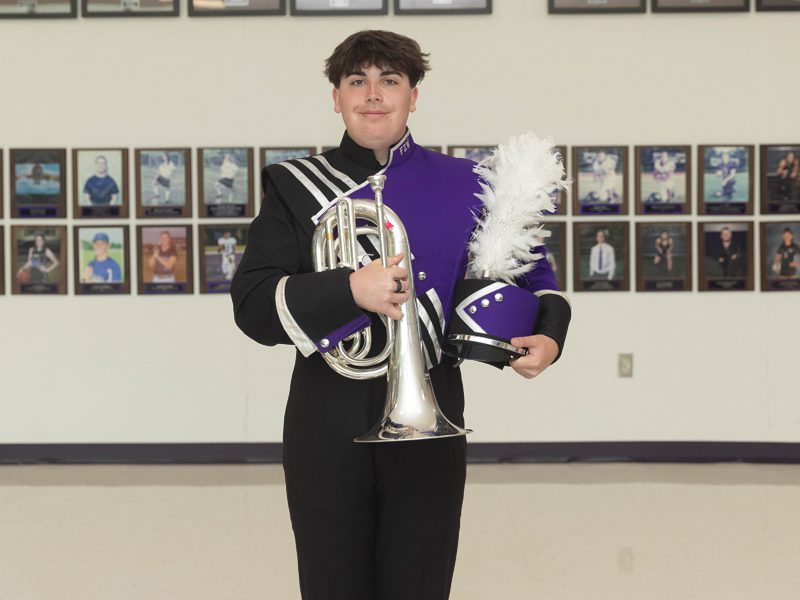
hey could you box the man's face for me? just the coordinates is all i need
[160,233,171,248]
[722,153,730,164]
[596,231,606,244]
[93,240,109,256]
[95,157,107,175]
[332,64,418,153]
[720,229,732,243]
[784,230,794,245]
[597,151,606,162]
[660,151,668,162]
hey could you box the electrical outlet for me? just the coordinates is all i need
[618,354,633,378]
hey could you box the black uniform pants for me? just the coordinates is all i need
[282,353,468,600]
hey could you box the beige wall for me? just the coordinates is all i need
[0,2,797,443]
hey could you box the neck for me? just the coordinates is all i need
[373,147,389,165]
[97,252,108,261]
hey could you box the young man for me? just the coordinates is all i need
[231,30,570,600]
[589,229,616,280]
[82,156,120,206]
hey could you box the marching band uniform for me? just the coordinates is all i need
[231,130,570,600]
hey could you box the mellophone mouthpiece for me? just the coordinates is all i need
[367,174,386,192]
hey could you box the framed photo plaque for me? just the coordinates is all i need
[757,0,800,9]
[290,0,387,15]
[698,221,754,291]
[635,145,691,215]
[72,148,129,219]
[74,225,131,295]
[573,146,628,215]
[135,148,192,218]
[261,147,316,169]
[0,0,76,18]
[395,0,490,14]
[198,147,254,218]
[544,221,567,292]
[699,145,754,215]
[137,225,193,294]
[760,144,800,214]
[447,145,494,162]
[761,222,800,291]
[10,225,68,295]
[573,221,629,292]
[549,0,645,13]
[199,224,248,294]
[10,148,67,218]
[653,0,749,10]
[189,0,283,15]
[636,222,692,292]
[82,0,178,17]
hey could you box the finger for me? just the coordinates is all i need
[510,336,533,348]
[391,291,410,304]
[386,305,403,320]
[389,266,408,281]
[386,253,404,267]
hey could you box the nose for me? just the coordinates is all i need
[366,80,382,102]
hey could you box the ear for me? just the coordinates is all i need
[409,87,419,113]
[332,87,341,114]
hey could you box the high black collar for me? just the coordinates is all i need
[338,129,415,171]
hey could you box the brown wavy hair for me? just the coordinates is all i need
[324,30,431,88]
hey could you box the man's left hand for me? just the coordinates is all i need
[508,335,559,379]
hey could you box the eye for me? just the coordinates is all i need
[383,78,398,86]
[350,79,365,87]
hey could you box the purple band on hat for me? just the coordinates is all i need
[455,283,539,341]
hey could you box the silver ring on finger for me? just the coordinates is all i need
[394,278,403,294]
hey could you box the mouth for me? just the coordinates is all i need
[360,111,388,118]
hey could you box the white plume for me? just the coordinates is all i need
[468,131,569,283]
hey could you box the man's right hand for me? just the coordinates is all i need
[349,253,409,320]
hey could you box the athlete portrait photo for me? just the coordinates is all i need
[135,149,191,218]
[574,221,629,291]
[198,147,253,218]
[189,0,282,15]
[573,146,628,215]
[10,148,67,218]
[636,222,691,291]
[699,221,753,291]
[199,224,247,294]
[761,222,800,291]
[699,145,754,215]
[137,226,193,294]
[635,146,690,214]
[11,226,67,295]
[290,0,387,15]
[761,144,800,214]
[74,226,129,295]
[73,149,127,218]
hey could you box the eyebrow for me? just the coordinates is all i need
[345,69,402,78]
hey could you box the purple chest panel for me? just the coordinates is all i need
[349,147,481,322]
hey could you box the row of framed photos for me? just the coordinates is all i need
[3,144,800,220]
[550,0,799,13]
[1,220,798,296]
[0,144,800,219]
[0,224,245,295]
[456,144,800,216]
[0,0,490,19]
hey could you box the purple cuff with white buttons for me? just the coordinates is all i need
[316,314,372,353]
